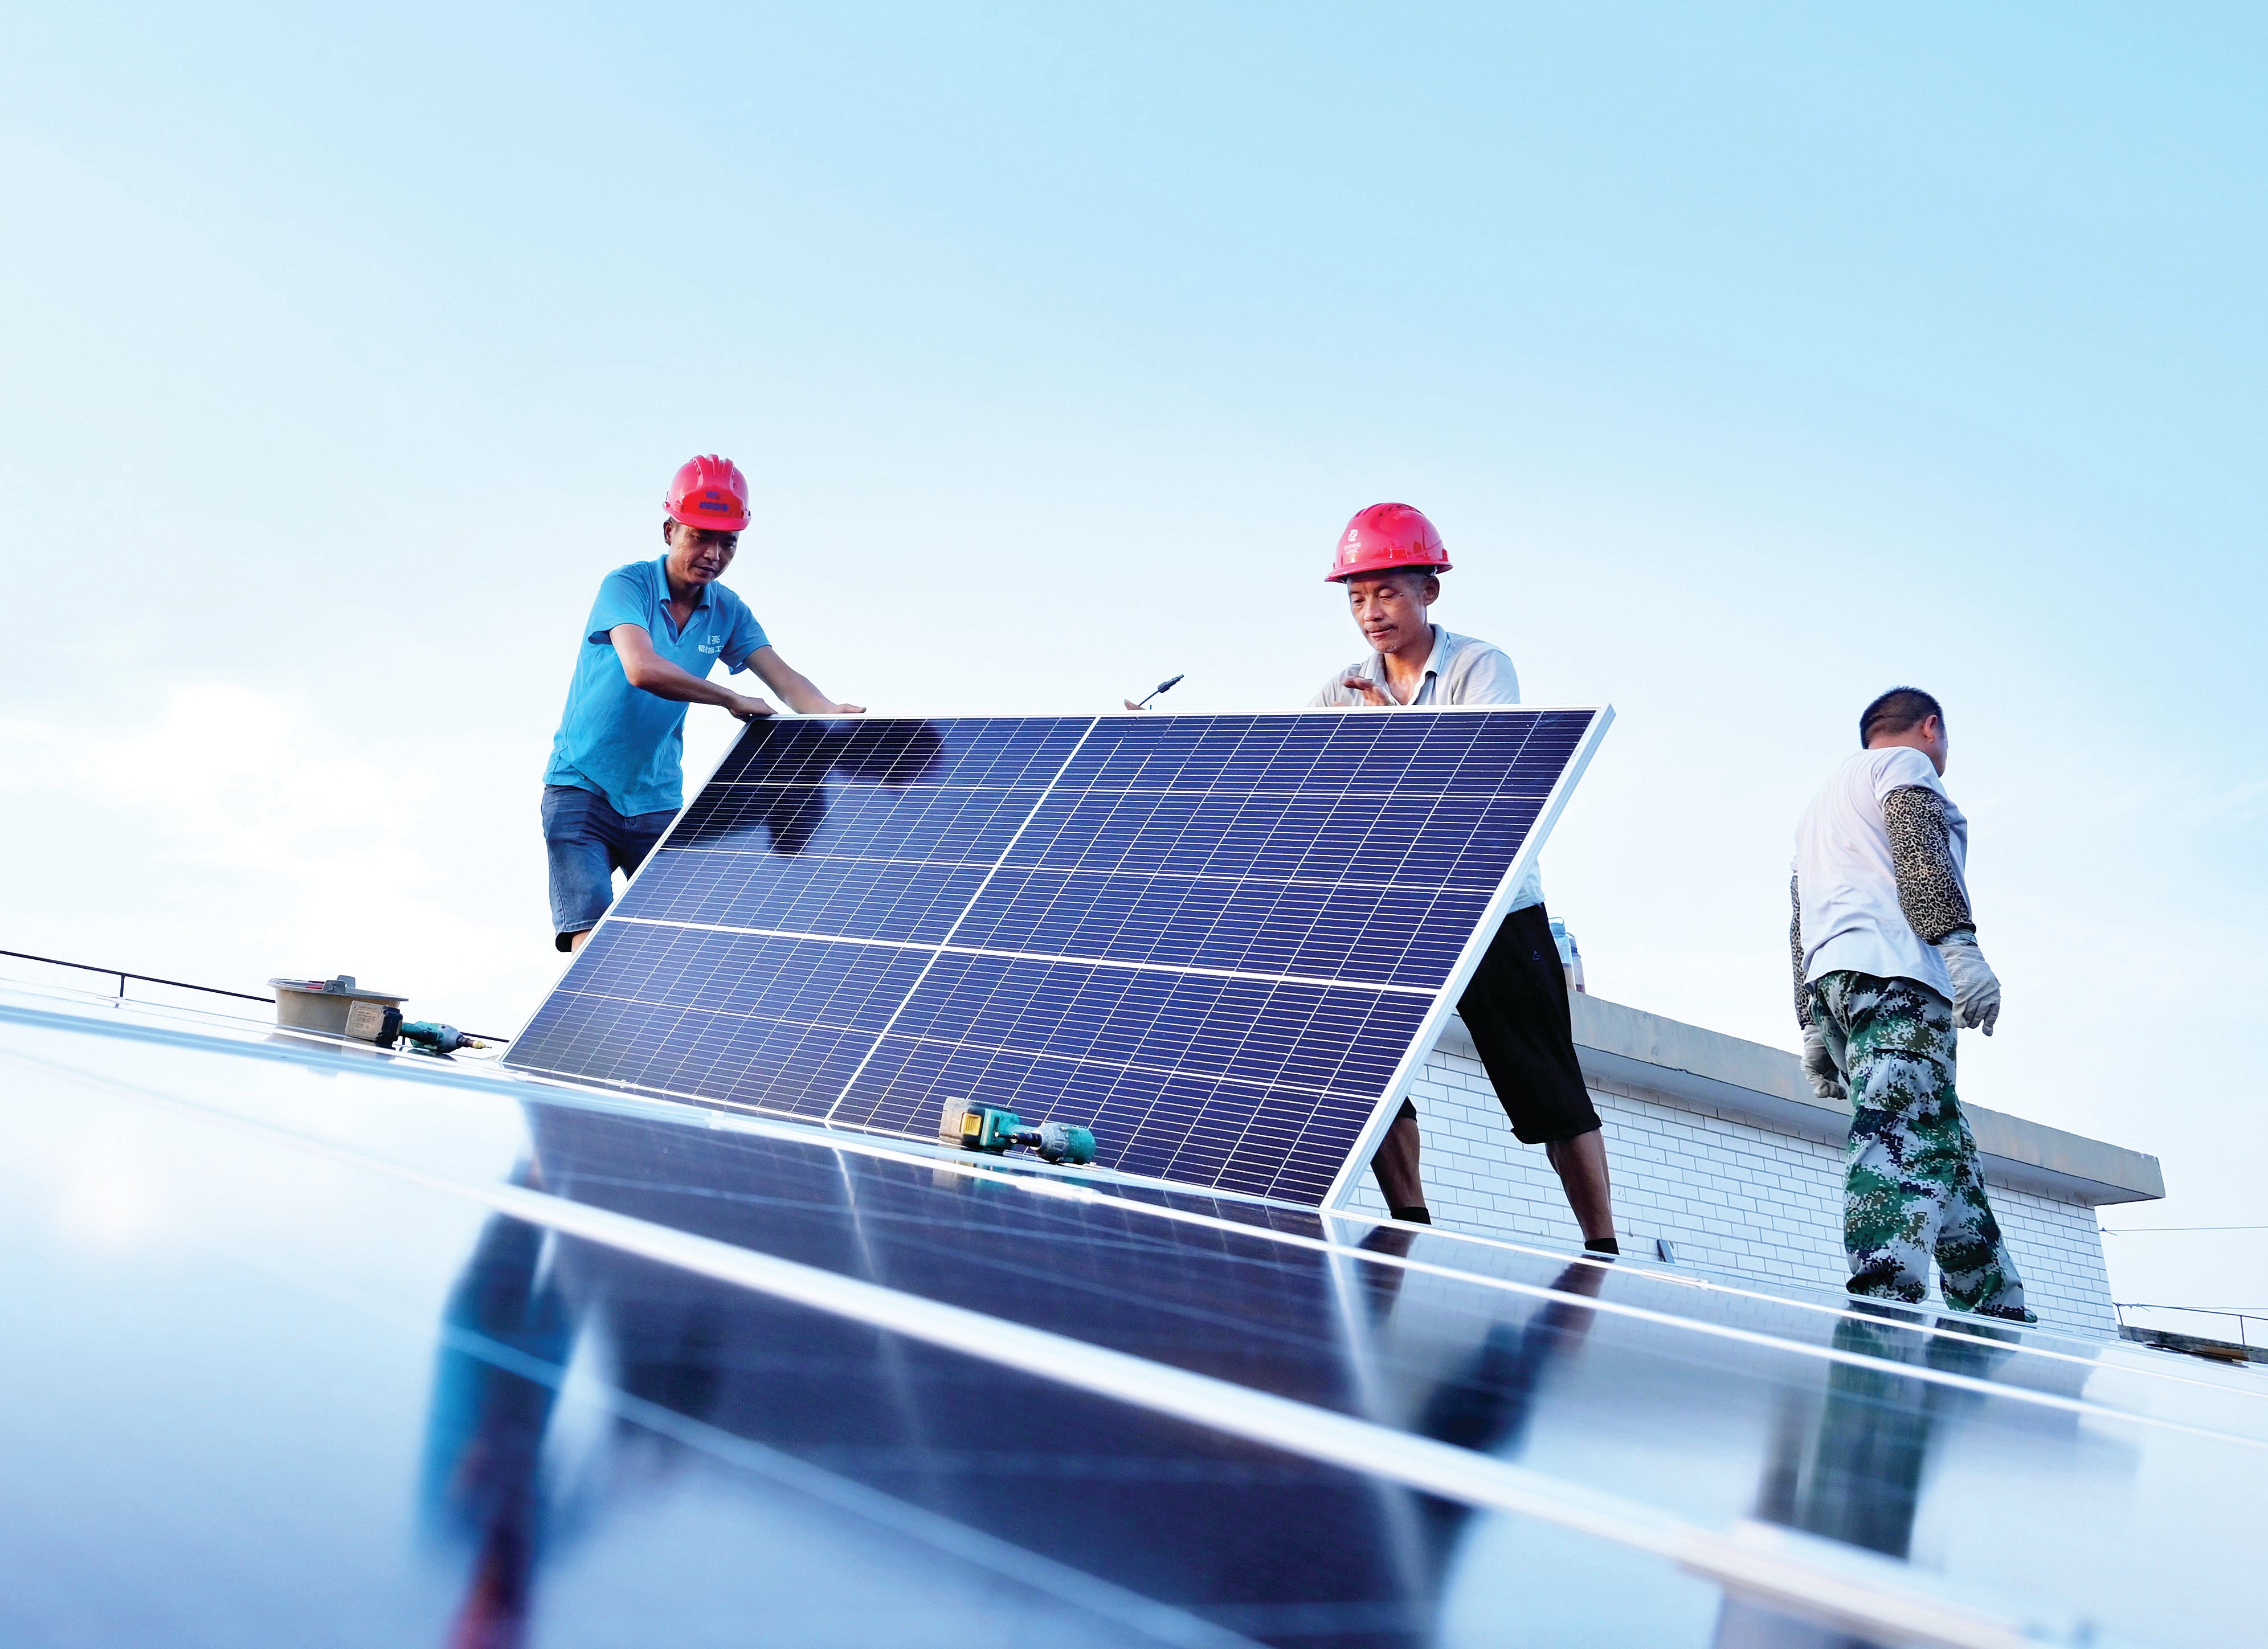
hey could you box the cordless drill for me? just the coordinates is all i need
[362,1005,489,1056]
[938,1098,1097,1165]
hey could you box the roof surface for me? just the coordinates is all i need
[0,979,2250,1647]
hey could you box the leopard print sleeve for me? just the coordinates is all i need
[1790,871,1811,1029]
[1882,785,1975,944]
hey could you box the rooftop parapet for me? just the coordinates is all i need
[1431,993,2164,1208]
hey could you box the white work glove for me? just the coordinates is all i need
[1801,1024,1846,1102]
[1936,933,2002,1035]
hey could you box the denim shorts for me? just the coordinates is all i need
[541,784,676,950]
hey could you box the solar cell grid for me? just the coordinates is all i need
[705,714,1087,790]
[1052,710,1579,796]
[505,707,1608,1205]
[842,954,1420,1100]
[947,866,1488,987]
[665,779,1044,861]
[829,1036,1395,1198]
[616,853,995,943]
[509,924,934,1116]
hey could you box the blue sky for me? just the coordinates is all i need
[3,4,2261,1310]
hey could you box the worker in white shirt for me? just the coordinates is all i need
[1314,504,1620,1254]
[1791,686,2032,1322]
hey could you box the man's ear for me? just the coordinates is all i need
[661,519,676,550]
[1421,574,1441,607]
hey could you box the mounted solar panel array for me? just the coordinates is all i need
[505,709,1608,1205]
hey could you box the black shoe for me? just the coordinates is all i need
[1388,1205,1432,1225]
[1583,1236,1620,1255]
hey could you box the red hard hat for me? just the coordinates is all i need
[1325,502,1451,582]
[665,454,752,534]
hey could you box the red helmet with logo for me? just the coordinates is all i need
[1325,502,1451,582]
[665,454,752,534]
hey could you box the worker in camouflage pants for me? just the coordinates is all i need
[1811,971,2023,1311]
[1791,688,2032,1323]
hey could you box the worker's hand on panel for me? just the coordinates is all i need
[729,694,777,722]
[1341,674,1393,706]
[827,702,867,715]
[1936,933,2002,1035]
[1800,1025,1846,1101]
[1123,699,1147,711]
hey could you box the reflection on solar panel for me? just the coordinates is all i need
[505,709,1609,1204]
[6,976,2253,1647]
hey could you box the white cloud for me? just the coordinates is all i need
[1,684,553,1035]
[75,683,432,871]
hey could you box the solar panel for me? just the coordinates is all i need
[504,707,1609,1205]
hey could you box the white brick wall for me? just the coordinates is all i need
[1346,1038,2119,1336]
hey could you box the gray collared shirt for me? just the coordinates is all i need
[1306,625,1543,911]
[1307,626,1522,707]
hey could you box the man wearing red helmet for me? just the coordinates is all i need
[541,455,864,954]
[1314,503,1621,1254]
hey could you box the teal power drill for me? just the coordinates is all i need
[940,1099,1097,1165]
[395,1020,489,1055]
[363,1005,490,1056]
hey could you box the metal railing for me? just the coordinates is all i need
[0,948,509,1045]
[2114,1302,2262,1355]
[1,948,274,1007]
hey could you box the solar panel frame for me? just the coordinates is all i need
[506,704,1612,1208]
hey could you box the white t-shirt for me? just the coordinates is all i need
[1793,746,1969,999]
[1307,626,1543,914]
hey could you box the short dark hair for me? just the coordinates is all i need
[1860,687,1944,747]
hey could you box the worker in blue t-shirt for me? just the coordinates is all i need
[541,455,863,953]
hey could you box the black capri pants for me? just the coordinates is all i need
[1394,902,1601,1144]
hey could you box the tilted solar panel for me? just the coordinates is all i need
[505,708,1609,1205]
